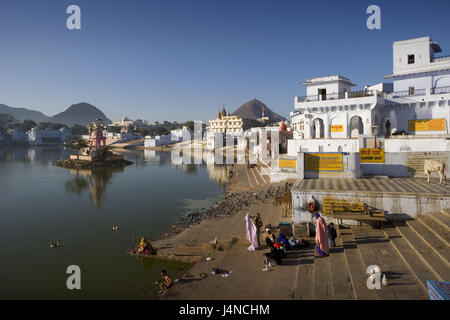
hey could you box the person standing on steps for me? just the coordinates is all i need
[328,222,337,248]
[314,213,329,257]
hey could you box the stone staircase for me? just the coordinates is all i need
[298,211,449,299]
[384,209,450,294]
[163,210,449,300]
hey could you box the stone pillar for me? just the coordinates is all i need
[324,116,330,139]
[344,112,349,138]
[296,152,304,180]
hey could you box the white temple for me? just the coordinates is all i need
[289,36,450,155]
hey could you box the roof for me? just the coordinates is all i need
[300,75,356,87]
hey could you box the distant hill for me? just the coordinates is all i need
[50,103,112,127]
[232,99,286,122]
[0,104,50,123]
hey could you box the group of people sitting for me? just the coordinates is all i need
[262,225,306,271]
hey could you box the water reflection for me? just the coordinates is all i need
[0,147,72,163]
[143,149,231,186]
[66,168,123,208]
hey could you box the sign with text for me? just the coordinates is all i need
[359,148,385,163]
[279,159,297,168]
[304,153,343,171]
[408,118,446,132]
[330,124,344,132]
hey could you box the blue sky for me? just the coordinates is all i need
[1,0,449,122]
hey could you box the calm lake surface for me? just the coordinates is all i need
[0,147,227,299]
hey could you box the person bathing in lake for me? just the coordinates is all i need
[156,270,173,294]
[314,213,329,257]
[136,237,155,255]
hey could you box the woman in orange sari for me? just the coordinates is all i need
[314,213,329,257]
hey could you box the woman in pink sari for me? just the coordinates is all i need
[245,213,259,251]
[314,212,329,257]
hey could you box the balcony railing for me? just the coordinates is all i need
[296,86,450,104]
[432,55,450,62]
[383,88,426,99]
[296,90,372,103]
[433,86,450,94]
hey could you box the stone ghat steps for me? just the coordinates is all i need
[408,218,450,263]
[431,212,450,232]
[395,224,449,281]
[384,227,438,294]
[352,228,427,300]
[323,236,355,299]
[337,230,378,299]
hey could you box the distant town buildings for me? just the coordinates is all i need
[11,127,72,145]
[144,126,193,148]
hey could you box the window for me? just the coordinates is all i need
[409,87,415,95]
[408,54,415,64]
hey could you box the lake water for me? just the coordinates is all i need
[0,147,227,299]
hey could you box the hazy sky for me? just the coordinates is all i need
[1,0,449,122]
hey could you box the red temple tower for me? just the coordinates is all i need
[88,118,107,152]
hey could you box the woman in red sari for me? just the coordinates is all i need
[314,212,329,257]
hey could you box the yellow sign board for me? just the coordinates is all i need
[322,196,365,216]
[279,159,297,168]
[330,125,344,132]
[304,153,343,171]
[359,148,385,163]
[408,118,446,132]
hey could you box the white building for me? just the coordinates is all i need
[289,36,450,155]
[27,127,72,145]
[207,106,246,135]
[110,116,134,128]
[144,127,191,148]
[170,126,193,142]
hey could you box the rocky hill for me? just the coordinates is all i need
[0,104,50,123]
[231,99,286,122]
[49,103,112,127]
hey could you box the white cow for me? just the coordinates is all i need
[424,160,447,185]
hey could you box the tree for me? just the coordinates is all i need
[93,145,113,161]
[108,126,121,134]
[21,119,37,132]
[0,113,18,139]
[71,124,89,136]
[139,128,149,138]
[184,121,195,131]
[65,136,89,160]
[50,123,68,130]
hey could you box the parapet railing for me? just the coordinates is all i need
[296,86,450,103]
[296,90,372,103]
[432,86,450,94]
[432,55,450,62]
